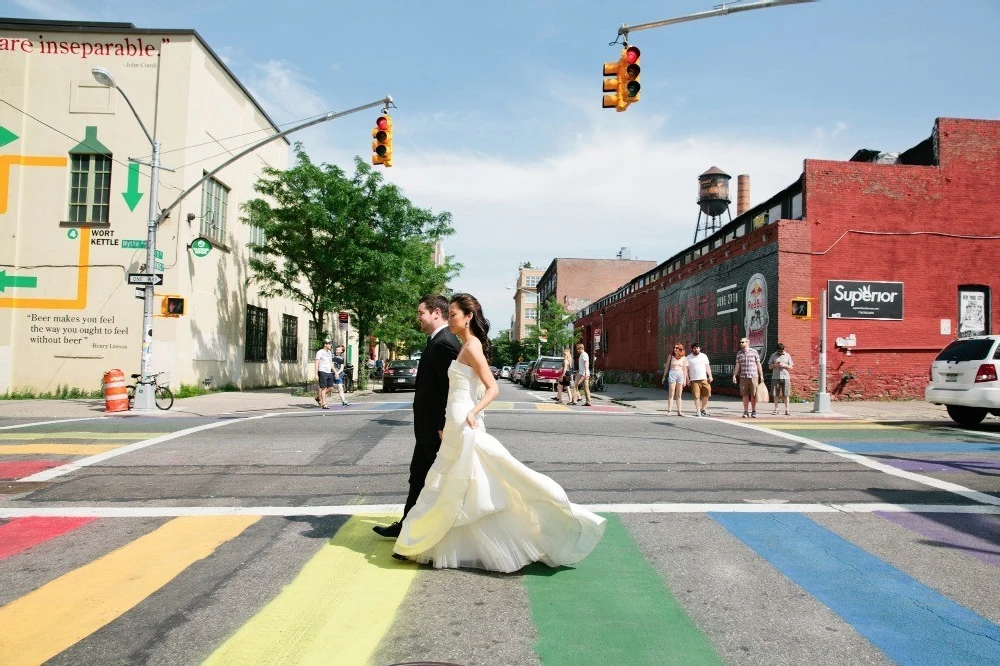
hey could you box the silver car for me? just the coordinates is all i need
[925,335,1000,426]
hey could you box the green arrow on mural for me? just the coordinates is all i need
[0,270,38,293]
[122,162,144,211]
[0,126,18,148]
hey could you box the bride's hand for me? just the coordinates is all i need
[465,411,479,429]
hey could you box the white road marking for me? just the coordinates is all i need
[16,413,279,482]
[2,502,999,519]
[728,420,1000,506]
[0,417,102,430]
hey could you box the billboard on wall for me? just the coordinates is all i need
[658,245,777,389]
[827,280,903,320]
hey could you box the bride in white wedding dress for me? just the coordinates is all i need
[393,293,606,573]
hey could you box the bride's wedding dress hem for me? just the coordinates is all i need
[394,360,605,573]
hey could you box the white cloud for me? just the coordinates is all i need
[244,60,855,332]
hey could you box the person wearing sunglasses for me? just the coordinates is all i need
[661,343,689,416]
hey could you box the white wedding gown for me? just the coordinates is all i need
[394,360,606,572]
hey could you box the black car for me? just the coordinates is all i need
[382,359,419,392]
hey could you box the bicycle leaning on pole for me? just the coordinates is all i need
[126,371,174,410]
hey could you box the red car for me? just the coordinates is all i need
[528,356,564,390]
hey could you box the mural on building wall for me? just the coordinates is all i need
[658,245,777,388]
[959,289,986,338]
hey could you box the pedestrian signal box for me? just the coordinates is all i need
[162,296,185,317]
[791,298,811,319]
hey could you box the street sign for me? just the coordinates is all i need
[190,237,212,258]
[134,287,145,300]
[128,273,163,286]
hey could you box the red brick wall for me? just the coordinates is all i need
[804,117,1000,398]
[553,259,657,312]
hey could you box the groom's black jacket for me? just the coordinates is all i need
[404,326,460,517]
[413,327,461,437]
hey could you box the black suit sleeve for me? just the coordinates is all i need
[432,333,461,432]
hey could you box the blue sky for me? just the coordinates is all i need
[4,0,999,329]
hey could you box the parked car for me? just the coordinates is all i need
[511,362,529,383]
[520,359,539,387]
[499,366,512,379]
[529,356,565,390]
[382,359,419,392]
[490,366,500,379]
[925,335,1000,426]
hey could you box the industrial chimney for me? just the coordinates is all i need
[737,174,750,216]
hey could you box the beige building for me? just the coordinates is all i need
[0,18,355,394]
[508,265,543,341]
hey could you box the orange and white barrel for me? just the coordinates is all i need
[103,369,129,412]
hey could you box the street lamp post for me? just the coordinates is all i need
[92,66,160,410]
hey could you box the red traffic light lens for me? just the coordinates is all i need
[376,116,389,131]
[624,46,640,64]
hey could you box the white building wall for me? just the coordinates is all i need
[0,22,329,392]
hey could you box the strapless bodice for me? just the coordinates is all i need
[445,361,483,427]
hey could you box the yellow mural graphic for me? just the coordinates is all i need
[0,153,91,310]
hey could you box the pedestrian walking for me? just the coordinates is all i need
[768,343,794,416]
[573,342,592,406]
[732,337,764,418]
[315,339,334,408]
[686,342,713,416]
[331,344,351,407]
[555,347,576,404]
[661,342,689,416]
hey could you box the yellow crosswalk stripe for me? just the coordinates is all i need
[0,432,168,441]
[0,515,259,666]
[0,444,120,455]
[537,403,571,411]
[203,515,416,666]
[485,401,514,410]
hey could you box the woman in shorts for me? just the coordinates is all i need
[661,343,689,416]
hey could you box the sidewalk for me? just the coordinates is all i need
[0,383,949,422]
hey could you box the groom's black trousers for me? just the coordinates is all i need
[403,428,442,518]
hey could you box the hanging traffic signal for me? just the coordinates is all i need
[372,114,393,167]
[602,45,641,112]
[161,296,185,317]
[791,298,812,319]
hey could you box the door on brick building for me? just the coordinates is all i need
[958,285,990,338]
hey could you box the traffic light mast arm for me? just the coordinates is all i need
[614,0,816,41]
[156,95,394,226]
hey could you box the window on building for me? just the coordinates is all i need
[791,192,803,220]
[245,305,268,362]
[525,275,540,287]
[525,308,537,320]
[68,153,112,224]
[524,292,538,303]
[768,203,783,224]
[308,320,319,355]
[281,314,298,362]
[248,212,266,261]
[201,175,230,244]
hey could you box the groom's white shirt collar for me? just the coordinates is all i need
[430,324,449,340]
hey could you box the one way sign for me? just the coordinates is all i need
[127,273,164,286]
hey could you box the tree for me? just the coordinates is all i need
[490,332,514,367]
[242,146,458,380]
[526,297,580,357]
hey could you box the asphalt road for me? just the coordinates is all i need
[2,380,999,665]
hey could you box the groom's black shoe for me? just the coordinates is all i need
[373,521,402,538]
[391,552,408,561]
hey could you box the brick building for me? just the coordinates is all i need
[538,254,657,315]
[509,265,543,341]
[574,117,999,400]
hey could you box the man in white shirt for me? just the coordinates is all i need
[686,342,713,417]
[314,339,334,408]
[573,342,592,406]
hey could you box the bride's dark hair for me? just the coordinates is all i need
[450,293,491,362]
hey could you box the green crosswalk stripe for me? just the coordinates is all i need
[523,514,724,665]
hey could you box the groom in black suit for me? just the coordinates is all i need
[374,294,461,538]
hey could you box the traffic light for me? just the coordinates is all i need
[602,45,641,112]
[372,114,393,167]
[791,298,811,319]
[162,296,185,317]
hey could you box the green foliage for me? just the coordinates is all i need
[524,297,581,357]
[242,146,458,374]
[175,383,210,399]
[490,332,514,367]
[0,385,102,400]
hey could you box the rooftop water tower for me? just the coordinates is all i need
[693,166,732,243]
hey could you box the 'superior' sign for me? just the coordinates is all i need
[828,280,903,320]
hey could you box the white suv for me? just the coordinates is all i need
[925,335,1000,426]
